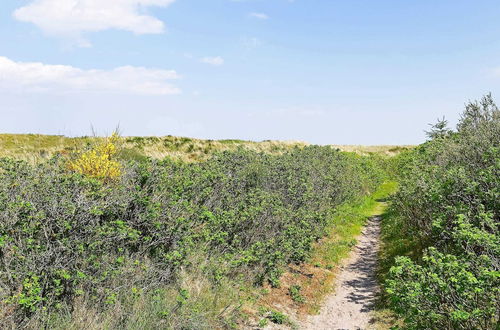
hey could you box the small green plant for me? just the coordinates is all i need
[268,310,287,324]
[258,306,269,316]
[176,288,190,307]
[15,275,44,312]
[289,285,305,303]
[258,318,268,327]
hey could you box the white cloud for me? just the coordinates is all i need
[201,56,225,66]
[249,12,269,20]
[0,56,181,95]
[13,0,175,44]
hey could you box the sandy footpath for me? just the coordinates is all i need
[300,216,381,330]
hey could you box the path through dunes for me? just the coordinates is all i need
[301,216,382,330]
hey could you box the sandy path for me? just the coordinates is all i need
[301,216,381,330]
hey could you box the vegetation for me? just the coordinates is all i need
[258,181,397,325]
[0,134,308,163]
[67,133,122,181]
[3,96,497,329]
[0,136,385,328]
[382,94,500,329]
[268,310,287,324]
[288,285,304,303]
[0,133,411,163]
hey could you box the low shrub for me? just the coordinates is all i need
[268,310,287,324]
[289,285,304,303]
[67,133,121,181]
[0,144,383,326]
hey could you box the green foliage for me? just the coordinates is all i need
[425,116,452,140]
[117,147,148,162]
[288,285,305,303]
[268,310,287,324]
[0,145,383,326]
[15,275,44,313]
[387,249,499,329]
[386,94,500,329]
[258,317,269,327]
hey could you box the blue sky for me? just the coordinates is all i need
[1,0,500,145]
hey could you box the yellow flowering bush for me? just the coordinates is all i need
[68,133,121,181]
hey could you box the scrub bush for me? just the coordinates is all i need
[0,145,383,326]
[386,94,500,329]
[67,133,121,181]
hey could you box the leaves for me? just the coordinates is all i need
[386,95,500,329]
[0,145,383,322]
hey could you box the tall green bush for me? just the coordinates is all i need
[386,94,500,329]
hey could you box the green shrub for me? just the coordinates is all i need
[386,94,500,329]
[289,285,305,303]
[268,310,287,324]
[258,317,268,327]
[0,145,383,326]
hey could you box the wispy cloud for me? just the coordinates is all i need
[240,37,262,50]
[0,56,181,95]
[13,0,176,46]
[201,56,225,66]
[249,12,269,20]
[247,106,327,118]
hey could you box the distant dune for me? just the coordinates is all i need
[0,133,412,162]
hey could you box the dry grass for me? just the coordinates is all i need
[0,134,412,162]
[0,134,308,162]
[331,145,414,156]
[12,256,244,330]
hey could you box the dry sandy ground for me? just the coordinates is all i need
[300,216,381,330]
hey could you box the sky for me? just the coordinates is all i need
[1,0,500,145]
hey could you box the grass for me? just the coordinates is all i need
[371,182,421,329]
[314,181,397,265]
[306,181,398,312]
[0,134,412,162]
[330,145,414,156]
[0,134,90,161]
[378,209,419,283]
[20,256,245,330]
[255,181,398,325]
[0,134,308,162]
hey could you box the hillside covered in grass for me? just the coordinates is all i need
[0,134,412,163]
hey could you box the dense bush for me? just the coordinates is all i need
[386,94,500,329]
[67,133,121,181]
[0,145,383,326]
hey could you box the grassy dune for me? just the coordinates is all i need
[0,134,412,162]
